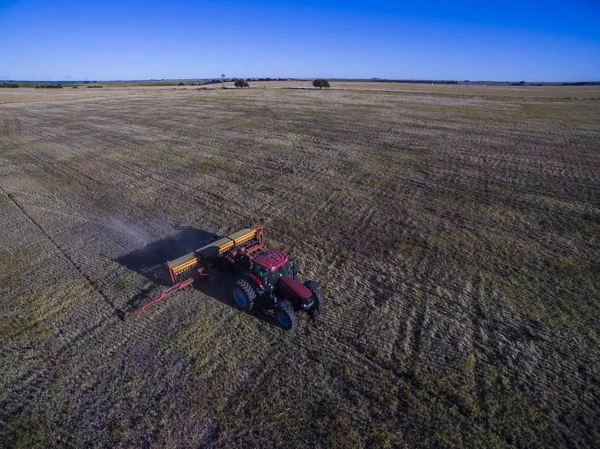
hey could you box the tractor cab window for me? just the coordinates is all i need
[253,265,269,279]
[253,265,284,291]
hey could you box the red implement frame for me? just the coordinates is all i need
[131,277,195,318]
[132,223,265,317]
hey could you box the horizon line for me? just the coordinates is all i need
[2,77,600,84]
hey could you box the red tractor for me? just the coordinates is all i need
[232,248,323,329]
[133,223,324,330]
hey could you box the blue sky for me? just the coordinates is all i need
[1,0,599,81]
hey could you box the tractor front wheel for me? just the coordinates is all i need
[232,278,256,312]
[275,300,298,330]
[304,281,324,319]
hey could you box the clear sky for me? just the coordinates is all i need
[1,0,599,81]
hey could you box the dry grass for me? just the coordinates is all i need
[0,83,599,448]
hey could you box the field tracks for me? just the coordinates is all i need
[1,86,598,447]
[466,275,491,429]
[0,186,115,311]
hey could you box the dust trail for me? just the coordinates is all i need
[105,215,152,248]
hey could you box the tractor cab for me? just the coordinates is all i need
[251,249,290,293]
[251,249,312,306]
[252,248,288,271]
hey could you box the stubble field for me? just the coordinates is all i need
[1,83,599,448]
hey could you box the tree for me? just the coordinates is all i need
[313,79,330,89]
[234,79,250,88]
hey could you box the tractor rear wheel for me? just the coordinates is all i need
[232,278,256,311]
[275,300,298,330]
[304,281,324,319]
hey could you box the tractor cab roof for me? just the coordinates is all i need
[252,249,288,271]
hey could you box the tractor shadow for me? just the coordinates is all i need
[118,227,216,287]
[116,227,282,328]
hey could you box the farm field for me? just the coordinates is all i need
[1,83,599,448]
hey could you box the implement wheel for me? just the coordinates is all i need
[275,300,298,330]
[232,278,256,312]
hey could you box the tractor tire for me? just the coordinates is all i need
[275,300,298,330]
[304,281,324,319]
[232,278,256,312]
